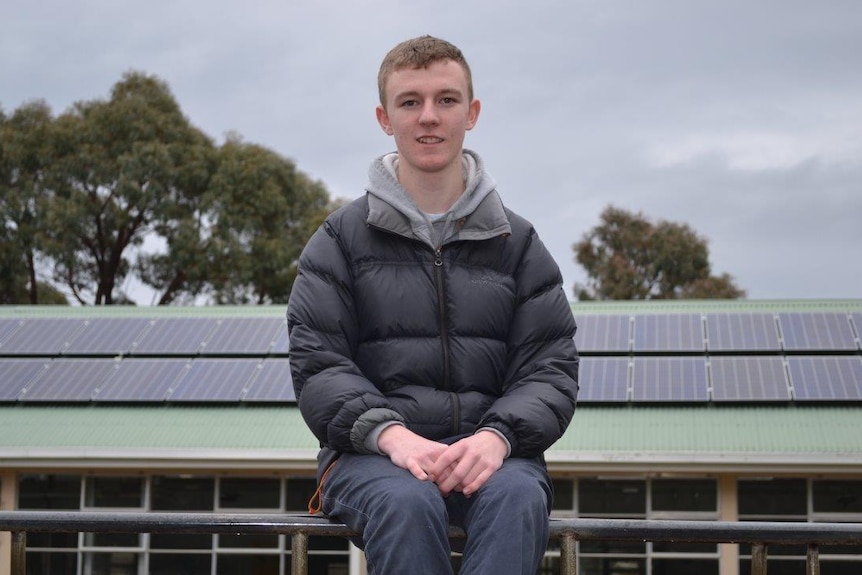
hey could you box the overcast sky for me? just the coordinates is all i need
[3,0,861,304]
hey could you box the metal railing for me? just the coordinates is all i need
[2,511,862,575]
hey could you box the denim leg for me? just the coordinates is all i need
[451,457,552,575]
[322,453,454,575]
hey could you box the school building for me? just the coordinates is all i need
[1,299,861,575]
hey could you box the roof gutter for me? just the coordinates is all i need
[3,447,862,476]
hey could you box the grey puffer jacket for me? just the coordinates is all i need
[287,151,578,477]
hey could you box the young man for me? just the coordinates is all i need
[288,35,579,574]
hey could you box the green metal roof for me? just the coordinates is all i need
[2,405,860,474]
[0,405,315,450]
[554,405,862,455]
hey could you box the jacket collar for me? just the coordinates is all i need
[367,190,511,246]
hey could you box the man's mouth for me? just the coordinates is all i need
[417,136,444,144]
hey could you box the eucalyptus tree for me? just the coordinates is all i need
[573,205,745,300]
[140,136,330,305]
[43,71,214,304]
[4,72,333,305]
[0,101,65,303]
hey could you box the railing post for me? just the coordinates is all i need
[559,533,577,575]
[10,532,25,575]
[291,532,309,575]
[751,543,768,575]
[806,544,820,575]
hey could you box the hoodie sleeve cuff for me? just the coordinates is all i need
[476,427,512,458]
[365,420,406,454]
[349,408,405,454]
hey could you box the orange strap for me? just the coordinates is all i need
[307,460,337,515]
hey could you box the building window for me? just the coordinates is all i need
[574,477,647,574]
[552,478,575,511]
[738,478,807,558]
[738,479,806,518]
[151,475,214,511]
[149,554,212,575]
[17,474,80,571]
[80,476,146,573]
[579,479,646,516]
[649,479,718,568]
[14,472,349,575]
[573,478,718,575]
[219,477,280,509]
[813,479,862,514]
[739,478,862,573]
[285,477,317,511]
[82,551,141,575]
[18,474,80,510]
[85,476,144,509]
[812,479,862,567]
[216,554,280,574]
[651,478,717,514]
[20,553,78,575]
[652,558,718,575]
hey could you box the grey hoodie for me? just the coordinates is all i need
[365,149,511,250]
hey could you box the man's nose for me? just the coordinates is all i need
[419,102,439,124]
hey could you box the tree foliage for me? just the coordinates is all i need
[0,72,332,305]
[573,205,745,301]
[139,136,331,305]
[42,73,215,304]
[0,101,67,304]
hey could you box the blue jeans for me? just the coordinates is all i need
[321,452,552,575]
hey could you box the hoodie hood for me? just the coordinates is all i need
[365,149,510,248]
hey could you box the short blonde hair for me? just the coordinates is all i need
[377,35,474,107]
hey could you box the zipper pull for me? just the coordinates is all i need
[434,248,443,267]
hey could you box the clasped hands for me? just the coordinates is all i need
[377,425,507,498]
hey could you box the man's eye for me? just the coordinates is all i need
[440,97,456,104]
[400,100,418,107]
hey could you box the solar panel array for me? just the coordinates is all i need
[574,310,861,403]
[0,308,860,405]
[575,311,860,353]
[0,315,294,403]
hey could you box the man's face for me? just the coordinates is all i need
[376,59,480,177]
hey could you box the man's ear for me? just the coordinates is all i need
[466,99,481,131]
[376,105,394,136]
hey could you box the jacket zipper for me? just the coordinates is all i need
[434,246,460,436]
[434,247,451,391]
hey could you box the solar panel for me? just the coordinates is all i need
[242,359,296,402]
[21,359,117,402]
[0,359,50,400]
[788,357,862,401]
[167,358,261,402]
[576,357,629,402]
[0,318,86,355]
[779,312,857,351]
[0,318,22,346]
[574,315,630,353]
[201,317,285,355]
[705,313,781,352]
[64,318,152,355]
[709,357,790,401]
[851,313,862,346]
[94,358,189,402]
[270,321,290,355]
[632,314,704,352]
[130,318,219,355]
[631,357,708,402]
